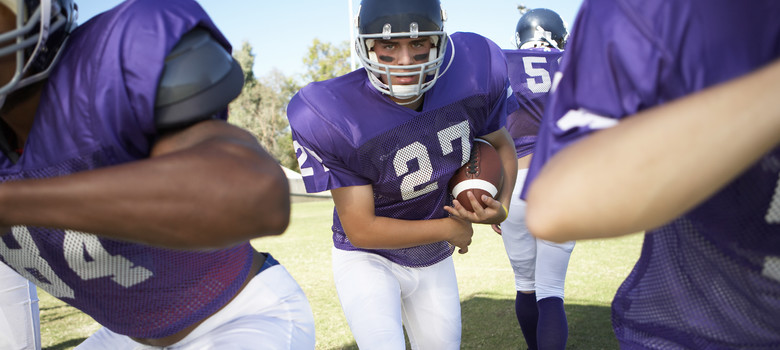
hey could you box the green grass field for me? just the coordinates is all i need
[39,199,643,350]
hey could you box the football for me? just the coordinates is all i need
[448,138,504,212]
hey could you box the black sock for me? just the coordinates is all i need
[515,291,539,350]
[536,297,568,350]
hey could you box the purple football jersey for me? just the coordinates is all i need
[527,0,780,348]
[0,0,253,339]
[289,32,509,268]
[504,48,563,158]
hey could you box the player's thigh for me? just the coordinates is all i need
[179,264,315,349]
[78,264,315,350]
[399,256,461,350]
[501,169,536,282]
[332,248,405,349]
[0,263,40,350]
[501,197,536,267]
[534,239,575,300]
[75,328,144,350]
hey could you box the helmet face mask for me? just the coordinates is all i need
[514,8,568,50]
[356,0,452,102]
[0,0,77,108]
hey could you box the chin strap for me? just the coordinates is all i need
[392,89,424,106]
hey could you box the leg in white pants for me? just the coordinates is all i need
[501,169,574,298]
[76,263,315,350]
[0,262,40,350]
[332,248,461,350]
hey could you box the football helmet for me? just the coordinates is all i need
[0,0,78,108]
[514,8,567,50]
[355,0,452,102]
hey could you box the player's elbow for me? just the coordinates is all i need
[341,221,381,249]
[246,167,291,237]
[525,191,571,244]
[344,230,372,248]
[217,143,292,239]
[525,207,556,242]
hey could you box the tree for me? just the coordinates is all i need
[229,41,300,170]
[301,39,353,83]
[228,39,354,173]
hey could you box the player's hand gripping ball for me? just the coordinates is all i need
[448,138,504,212]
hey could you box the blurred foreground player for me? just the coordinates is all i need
[499,8,573,350]
[0,0,314,348]
[525,0,780,348]
[288,0,517,348]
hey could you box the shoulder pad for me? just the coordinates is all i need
[154,28,244,131]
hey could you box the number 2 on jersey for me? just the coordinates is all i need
[396,121,470,200]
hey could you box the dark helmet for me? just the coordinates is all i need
[514,8,567,50]
[0,0,78,107]
[355,0,451,100]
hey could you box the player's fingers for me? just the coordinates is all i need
[443,205,460,217]
[466,191,484,212]
[451,199,478,219]
[481,195,502,210]
[465,191,491,221]
[491,223,502,235]
[459,236,472,253]
[481,195,507,222]
[447,202,471,218]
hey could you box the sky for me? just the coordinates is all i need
[75,0,585,79]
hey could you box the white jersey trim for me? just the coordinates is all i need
[556,108,618,132]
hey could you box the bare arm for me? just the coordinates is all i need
[0,120,290,249]
[526,59,780,242]
[332,184,474,253]
[445,127,518,224]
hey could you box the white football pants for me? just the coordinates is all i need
[0,262,40,350]
[502,168,575,300]
[332,247,461,350]
[76,264,315,350]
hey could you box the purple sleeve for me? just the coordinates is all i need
[88,0,231,157]
[522,0,671,198]
[476,38,511,138]
[507,109,538,158]
[288,88,371,194]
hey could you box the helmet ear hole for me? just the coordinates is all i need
[365,39,378,63]
[427,36,439,61]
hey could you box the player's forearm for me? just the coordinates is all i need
[480,128,517,209]
[526,59,780,242]
[496,139,518,210]
[345,215,463,249]
[0,139,290,249]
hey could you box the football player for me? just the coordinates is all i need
[0,261,39,350]
[288,0,517,348]
[497,8,574,350]
[524,0,780,348]
[0,0,315,348]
